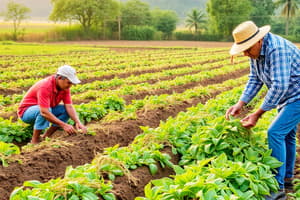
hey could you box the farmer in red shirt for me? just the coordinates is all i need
[18,65,87,144]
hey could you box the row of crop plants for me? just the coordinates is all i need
[0,49,227,72]
[135,91,278,199]
[0,73,247,174]
[0,47,229,82]
[0,52,237,90]
[0,67,249,145]
[0,50,248,197]
[0,46,228,69]
[0,66,246,198]
[0,56,246,109]
[0,57,248,121]
[4,69,297,199]
[9,78,283,200]
[0,59,248,118]
[1,44,269,199]
[71,58,246,96]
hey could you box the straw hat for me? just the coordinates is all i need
[230,21,270,55]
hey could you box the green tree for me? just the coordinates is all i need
[185,8,206,33]
[1,0,30,40]
[207,0,253,38]
[291,15,300,37]
[151,9,178,39]
[50,0,119,31]
[121,0,151,26]
[270,18,286,35]
[250,0,275,26]
[275,0,300,35]
[95,0,120,39]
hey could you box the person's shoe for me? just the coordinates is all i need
[265,189,286,200]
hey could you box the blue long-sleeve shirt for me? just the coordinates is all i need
[240,32,300,111]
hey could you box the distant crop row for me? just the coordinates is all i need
[0,52,234,87]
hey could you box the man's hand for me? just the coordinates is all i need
[65,104,87,134]
[240,113,259,129]
[225,101,245,120]
[62,123,77,134]
[240,108,265,129]
[75,123,87,134]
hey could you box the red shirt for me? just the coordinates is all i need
[18,75,72,117]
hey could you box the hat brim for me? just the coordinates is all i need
[58,72,81,84]
[230,25,270,56]
[69,76,81,84]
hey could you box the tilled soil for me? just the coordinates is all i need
[0,71,246,200]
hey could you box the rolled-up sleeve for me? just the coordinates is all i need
[261,48,291,111]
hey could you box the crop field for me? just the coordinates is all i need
[1,41,300,200]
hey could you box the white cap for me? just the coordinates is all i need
[57,65,81,84]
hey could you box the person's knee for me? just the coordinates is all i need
[58,110,69,122]
[54,105,69,122]
[34,115,50,130]
[267,127,284,141]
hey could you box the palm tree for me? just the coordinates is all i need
[275,0,300,35]
[185,9,206,33]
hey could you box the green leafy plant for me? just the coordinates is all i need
[0,118,32,143]
[10,164,116,200]
[0,141,20,167]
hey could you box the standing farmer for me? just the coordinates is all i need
[226,21,300,200]
[18,65,87,144]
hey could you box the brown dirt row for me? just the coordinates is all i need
[0,71,246,200]
[0,88,17,96]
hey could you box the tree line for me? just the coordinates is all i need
[1,0,300,41]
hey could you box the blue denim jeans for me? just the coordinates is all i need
[268,99,300,189]
[21,105,69,130]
